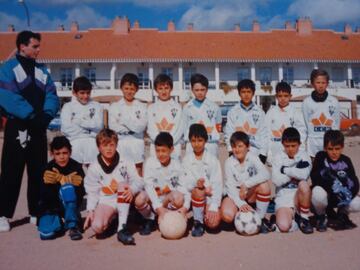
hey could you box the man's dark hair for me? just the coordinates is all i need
[276,81,291,94]
[154,74,173,90]
[155,132,173,148]
[73,76,92,92]
[237,79,255,93]
[50,136,72,152]
[282,127,301,144]
[324,130,344,148]
[188,123,208,142]
[16,30,41,51]
[190,73,209,89]
[310,69,330,84]
[230,131,250,147]
[120,73,139,89]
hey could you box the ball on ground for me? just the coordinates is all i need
[159,211,187,240]
[234,210,261,236]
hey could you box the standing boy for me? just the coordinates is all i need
[182,73,222,156]
[61,76,103,164]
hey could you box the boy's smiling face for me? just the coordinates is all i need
[73,89,91,105]
[239,88,254,106]
[98,140,117,163]
[276,91,292,109]
[121,82,138,102]
[190,136,206,156]
[155,145,173,166]
[231,140,249,163]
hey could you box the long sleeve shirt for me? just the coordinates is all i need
[61,97,103,141]
[224,102,266,155]
[224,152,270,207]
[182,98,222,143]
[182,150,223,211]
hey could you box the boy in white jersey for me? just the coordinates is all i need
[61,76,103,164]
[83,129,146,245]
[109,73,147,176]
[302,69,340,158]
[221,131,274,233]
[137,132,188,232]
[265,82,306,164]
[272,127,313,234]
[147,74,183,159]
[182,124,222,237]
[224,79,267,164]
[183,73,222,156]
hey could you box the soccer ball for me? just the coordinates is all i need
[234,210,261,236]
[159,211,187,240]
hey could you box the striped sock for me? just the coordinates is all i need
[135,203,155,220]
[299,205,310,220]
[192,197,205,223]
[256,192,271,219]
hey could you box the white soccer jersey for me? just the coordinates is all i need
[182,149,223,211]
[264,104,307,162]
[109,99,147,163]
[224,152,270,208]
[143,156,189,211]
[224,102,266,155]
[182,98,222,154]
[84,157,143,211]
[302,94,340,156]
[61,97,103,140]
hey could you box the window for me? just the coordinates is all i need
[60,68,73,89]
[353,67,360,86]
[283,66,294,84]
[237,67,250,81]
[183,67,196,89]
[84,68,96,83]
[137,68,150,89]
[259,67,272,85]
[161,67,173,80]
[331,67,344,83]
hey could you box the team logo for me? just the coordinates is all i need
[289,117,295,127]
[171,108,178,119]
[71,112,76,121]
[156,117,174,131]
[271,124,286,142]
[89,108,95,119]
[170,176,180,188]
[247,166,258,177]
[102,179,118,195]
[311,113,333,132]
[252,113,259,125]
[236,121,257,136]
[328,105,336,116]
[135,110,141,119]
[119,165,129,181]
[207,110,215,121]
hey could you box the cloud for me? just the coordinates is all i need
[29,0,193,7]
[287,0,360,26]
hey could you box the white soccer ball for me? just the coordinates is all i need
[159,211,187,240]
[234,210,261,236]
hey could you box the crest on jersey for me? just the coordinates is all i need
[119,165,129,181]
[89,108,95,119]
[247,166,258,177]
[252,113,259,124]
[71,112,76,121]
[207,110,215,121]
[17,130,30,148]
[328,105,336,116]
[135,110,141,119]
[171,108,178,119]
[170,176,180,188]
[290,117,295,127]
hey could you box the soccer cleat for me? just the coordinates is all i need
[315,214,327,232]
[0,216,10,232]
[191,220,205,237]
[139,219,156,236]
[260,218,275,234]
[295,213,314,234]
[117,225,135,245]
[337,213,357,230]
[69,227,83,241]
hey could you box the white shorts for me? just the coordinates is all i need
[117,136,145,164]
[71,137,98,164]
[307,137,323,158]
[275,188,297,211]
[185,142,219,156]
[149,142,182,160]
[98,195,117,210]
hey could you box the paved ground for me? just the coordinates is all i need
[0,131,360,270]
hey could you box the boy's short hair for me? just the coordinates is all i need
[16,30,41,51]
[190,73,209,89]
[276,81,291,94]
[120,73,139,89]
[50,136,72,152]
[188,123,208,142]
[73,76,92,92]
[154,132,173,148]
[230,131,250,147]
[237,79,255,93]
[96,128,118,147]
[154,74,173,90]
[324,130,344,148]
[310,69,330,84]
[282,127,301,144]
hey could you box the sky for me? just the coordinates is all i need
[0,0,360,32]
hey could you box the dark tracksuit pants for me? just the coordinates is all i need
[0,119,47,218]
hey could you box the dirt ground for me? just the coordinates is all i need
[0,131,360,270]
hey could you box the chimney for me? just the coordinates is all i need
[168,20,176,32]
[133,20,140,29]
[187,23,194,31]
[234,23,240,32]
[296,17,312,35]
[112,16,130,34]
[285,21,293,30]
[252,20,260,32]
[57,24,65,31]
[70,21,79,33]
[344,24,352,35]
[7,24,15,32]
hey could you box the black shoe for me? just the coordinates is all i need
[337,213,357,230]
[315,214,328,232]
[295,213,313,234]
[191,220,205,237]
[139,219,156,236]
[69,227,83,241]
[260,218,275,234]
[117,225,135,245]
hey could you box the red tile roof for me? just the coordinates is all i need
[1,27,360,63]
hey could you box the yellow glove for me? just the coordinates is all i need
[62,172,83,186]
[43,168,63,184]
